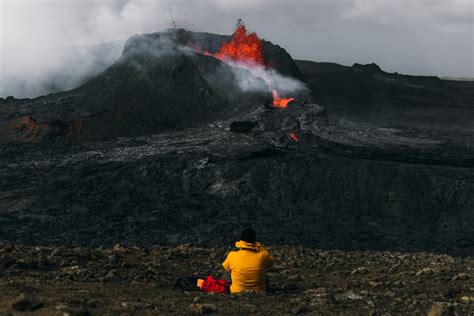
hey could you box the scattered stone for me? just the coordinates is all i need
[288,275,303,282]
[451,273,470,281]
[384,290,396,298]
[0,244,472,315]
[305,287,327,295]
[11,293,44,312]
[188,303,218,314]
[460,295,472,304]
[1,241,14,252]
[87,299,99,308]
[351,267,370,275]
[415,268,435,276]
[343,290,363,300]
[105,271,114,279]
[291,306,307,314]
[427,302,453,316]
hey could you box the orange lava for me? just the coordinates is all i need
[197,19,296,108]
[272,90,295,108]
[289,132,299,142]
[214,19,265,66]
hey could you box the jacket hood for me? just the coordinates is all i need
[235,240,262,251]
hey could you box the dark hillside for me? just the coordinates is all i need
[296,60,474,129]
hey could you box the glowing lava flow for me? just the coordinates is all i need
[289,132,299,142]
[199,20,296,108]
[272,90,295,108]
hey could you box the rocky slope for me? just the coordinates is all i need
[0,50,269,142]
[0,243,472,315]
[1,99,473,256]
[296,60,474,130]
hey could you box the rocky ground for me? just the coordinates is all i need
[1,28,473,315]
[1,110,474,256]
[0,243,472,315]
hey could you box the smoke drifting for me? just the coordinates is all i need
[225,61,307,96]
[1,43,124,99]
[1,0,472,98]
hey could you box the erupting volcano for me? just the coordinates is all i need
[199,20,297,108]
[214,20,265,66]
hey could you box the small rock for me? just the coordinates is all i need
[351,267,370,275]
[460,295,472,304]
[55,303,69,310]
[176,244,191,253]
[105,271,114,279]
[311,293,336,306]
[305,287,327,295]
[343,290,363,300]
[384,290,396,298]
[291,306,307,314]
[415,268,435,276]
[87,299,99,308]
[288,275,303,282]
[427,302,453,316]
[12,293,44,312]
[188,303,218,314]
[1,241,14,252]
[62,265,81,275]
[451,273,470,281]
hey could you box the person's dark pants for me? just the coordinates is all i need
[222,271,232,282]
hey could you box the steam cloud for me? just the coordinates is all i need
[1,43,124,99]
[224,61,308,96]
[1,0,472,98]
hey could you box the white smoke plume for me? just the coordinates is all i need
[224,61,308,96]
[1,43,124,99]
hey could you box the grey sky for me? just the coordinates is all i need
[0,0,473,97]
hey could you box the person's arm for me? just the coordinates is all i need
[222,253,232,272]
[264,250,275,269]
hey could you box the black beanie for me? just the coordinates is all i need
[240,228,256,243]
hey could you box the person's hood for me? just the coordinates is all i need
[235,240,262,251]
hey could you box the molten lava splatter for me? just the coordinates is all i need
[272,90,295,108]
[214,19,265,66]
[289,132,299,142]
[195,19,296,108]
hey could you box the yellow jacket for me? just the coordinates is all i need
[222,241,274,293]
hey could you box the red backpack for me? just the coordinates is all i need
[198,276,231,294]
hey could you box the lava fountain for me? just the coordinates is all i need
[198,20,296,108]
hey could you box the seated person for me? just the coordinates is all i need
[222,228,274,293]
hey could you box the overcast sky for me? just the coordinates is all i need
[1,0,473,85]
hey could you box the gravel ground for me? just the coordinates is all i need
[0,243,472,315]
